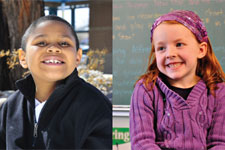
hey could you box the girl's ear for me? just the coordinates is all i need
[18,48,28,69]
[75,48,82,66]
[198,42,207,59]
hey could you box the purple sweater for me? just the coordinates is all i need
[130,78,225,150]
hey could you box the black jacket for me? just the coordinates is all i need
[0,69,112,149]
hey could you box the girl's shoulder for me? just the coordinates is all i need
[134,78,156,92]
[133,78,161,100]
[215,82,225,98]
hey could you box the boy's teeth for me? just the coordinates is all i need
[44,60,62,64]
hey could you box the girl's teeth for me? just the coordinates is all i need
[168,63,181,68]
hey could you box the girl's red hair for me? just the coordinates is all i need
[137,21,225,96]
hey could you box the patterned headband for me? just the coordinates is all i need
[150,10,208,43]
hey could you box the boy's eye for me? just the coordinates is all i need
[59,42,70,47]
[36,41,47,47]
[176,43,183,47]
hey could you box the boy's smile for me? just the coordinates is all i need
[19,20,82,84]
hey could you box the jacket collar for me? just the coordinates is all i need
[15,68,80,105]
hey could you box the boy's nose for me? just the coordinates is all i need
[46,45,62,53]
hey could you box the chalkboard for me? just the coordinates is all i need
[113,0,225,105]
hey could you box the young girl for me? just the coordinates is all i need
[0,15,112,149]
[130,10,225,150]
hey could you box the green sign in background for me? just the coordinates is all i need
[113,128,130,145]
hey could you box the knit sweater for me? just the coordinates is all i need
[130,77,225,150]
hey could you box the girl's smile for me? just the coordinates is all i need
[166,62,184,70]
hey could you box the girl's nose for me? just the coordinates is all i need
[46,45,62,53]
[166,46,177,59]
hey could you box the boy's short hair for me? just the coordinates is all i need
[21,15,80,51]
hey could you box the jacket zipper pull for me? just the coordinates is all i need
[34,123,38,137]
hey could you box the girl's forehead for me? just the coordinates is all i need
[153,23,196,42]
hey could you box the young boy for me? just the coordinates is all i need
[0,15,112,149]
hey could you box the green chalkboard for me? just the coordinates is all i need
[113,0,225,105]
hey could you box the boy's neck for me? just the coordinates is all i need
[35,81,59,103]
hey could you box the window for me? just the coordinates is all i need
[44,3,90,52]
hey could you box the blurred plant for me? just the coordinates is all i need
[78,68,112,96]
[86,48,108,72]
[0,49,19,69]
[0,49,29,77]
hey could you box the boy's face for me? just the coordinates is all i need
[19,21,82,84]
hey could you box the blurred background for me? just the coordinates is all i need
[0,0,112,103]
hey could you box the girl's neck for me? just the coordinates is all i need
[167,76,201,89]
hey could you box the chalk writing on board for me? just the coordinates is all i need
[153,0,169,6]
[113,48,126,58]
[170,0,184,5]
[127,2,149,9]
[205,8,224,16]
[131,45,150,53]
[137,13,163,20]
[117,33,135,40]
[214,46,225,52]
[115,57,125,65]
[128,16,136,20]
[115,25,126,31]
[130,22,144,30]
[215,21,222,26]
[205,18,210,24]
[113,17,120,21]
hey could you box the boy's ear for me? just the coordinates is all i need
[198,42,207,59]
[75,48,82,66]
[18,48,28,69]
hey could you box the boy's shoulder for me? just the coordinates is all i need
[3,90,23,105]
[72,77,111,106]
[0,90,24,112]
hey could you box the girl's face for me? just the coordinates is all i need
[153,23,207,88]
[20,21,82,84]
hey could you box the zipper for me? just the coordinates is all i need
[34,123,38,137]
[32,122,38,147]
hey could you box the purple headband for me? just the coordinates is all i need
[150,10,208,43]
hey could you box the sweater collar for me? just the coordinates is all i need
[15,68,80,104]
[156,77,207,109]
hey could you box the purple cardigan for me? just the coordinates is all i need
[130,78,225,150]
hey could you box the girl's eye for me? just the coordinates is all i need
[59,42,70,47]
[157,46,165,51]
[36,41,47,47]
[176,43,183,47]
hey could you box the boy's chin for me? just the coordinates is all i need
[33,73,70,84]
